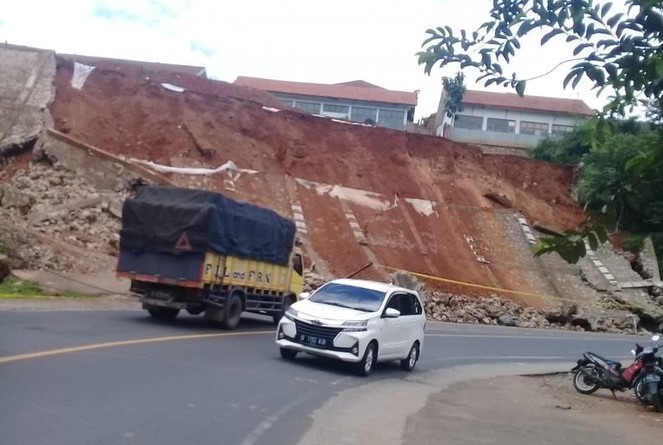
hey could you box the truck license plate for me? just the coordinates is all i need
[299,334,327,348]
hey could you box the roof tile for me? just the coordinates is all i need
[235,76,418,106]
[462,90,594,116]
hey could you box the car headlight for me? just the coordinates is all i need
[341,320,368,332]
[284,308,299,321]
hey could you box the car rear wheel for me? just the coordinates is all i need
[357,342,377,377]
[400,342,419,371]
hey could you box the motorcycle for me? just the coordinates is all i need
[571,334,662,407]
[633,334,663,412]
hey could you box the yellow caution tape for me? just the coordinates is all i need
[383,266,633,310]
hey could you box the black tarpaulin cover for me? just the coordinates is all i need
[120,186,296,266]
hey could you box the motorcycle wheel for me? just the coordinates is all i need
[633,376,649,405]
[653,393,663,413]
[573,367,600,394]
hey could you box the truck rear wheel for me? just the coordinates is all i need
[222,293,243,330]
[147,306,180,320]
[204,306,225,325]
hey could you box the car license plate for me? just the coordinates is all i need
[298,334,327,348]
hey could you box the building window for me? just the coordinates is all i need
[551,124,575,136]
[322,103,349,115]
[519,121,549,136]
[278,98,294,107]
[454,115,483,130]
[293,101,321,114]
[378,109,405,129]
[350,106,377,124]
[487,118,516,133]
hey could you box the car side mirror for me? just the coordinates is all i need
[384,308,400,318]
[299,292,311,300]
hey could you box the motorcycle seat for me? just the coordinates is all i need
[584,352,622,369]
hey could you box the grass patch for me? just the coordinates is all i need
[0,276,47,299]
[0,277,92,299]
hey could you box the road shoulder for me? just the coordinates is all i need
[405,373,663,445]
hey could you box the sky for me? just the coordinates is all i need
[0,0,612,120]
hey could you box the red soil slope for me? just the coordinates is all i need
[50,58,585,304]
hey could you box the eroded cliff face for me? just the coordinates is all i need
[4,50,660,332]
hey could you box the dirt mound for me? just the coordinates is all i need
[48,58,586,304]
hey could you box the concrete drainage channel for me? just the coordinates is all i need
[294,363,569,445]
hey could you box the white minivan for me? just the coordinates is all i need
[275,278,426,376]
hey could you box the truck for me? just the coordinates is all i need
[116,186,304,329]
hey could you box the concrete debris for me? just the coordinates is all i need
[497,314,517,326]
[0,162,129,272]
[391,270,427,300]
[424,292,647,333]
[303,270,327,293]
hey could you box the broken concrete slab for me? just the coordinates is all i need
[29,196,105,223]
[640,237,661,281]
[0,44,56,157]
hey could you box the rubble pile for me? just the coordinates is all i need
[0,161,128,271]
[303,270,328,292]
[424,291,642,333]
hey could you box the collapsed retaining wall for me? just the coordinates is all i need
[0,43,661,330]
[0,44,55,157]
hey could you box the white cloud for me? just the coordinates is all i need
[0,0,610,119]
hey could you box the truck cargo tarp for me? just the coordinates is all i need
[120,186,296,266]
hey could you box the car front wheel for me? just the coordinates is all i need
[400,342,419,371]
[280,348,298,360]
[357,342,377,377]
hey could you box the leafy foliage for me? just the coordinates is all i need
[533,120,663,263]
[420,0,663,265]
[529,126,591,165]
[534,220,609,264]
[418,0,663,114]
[441,72,466,118]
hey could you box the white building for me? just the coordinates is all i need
[235,77,418,131]
[436,90,594,152]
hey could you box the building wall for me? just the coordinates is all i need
[272,93,412,131]
[444,105,587,148]
[459,105,584,130]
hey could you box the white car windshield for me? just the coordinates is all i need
[309,283,386,312]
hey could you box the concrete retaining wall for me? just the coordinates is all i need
[0,44,55,155]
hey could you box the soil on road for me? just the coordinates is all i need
[405,373,663,444]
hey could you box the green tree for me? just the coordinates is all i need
[418,0,663,114]
[419,0,663,264]
[441,72,466,118]
[529,126,591,165]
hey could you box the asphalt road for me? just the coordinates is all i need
[0,309,652,445]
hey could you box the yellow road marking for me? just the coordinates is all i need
[0,330,274,364]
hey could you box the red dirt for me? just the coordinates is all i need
[49,57,586,305]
